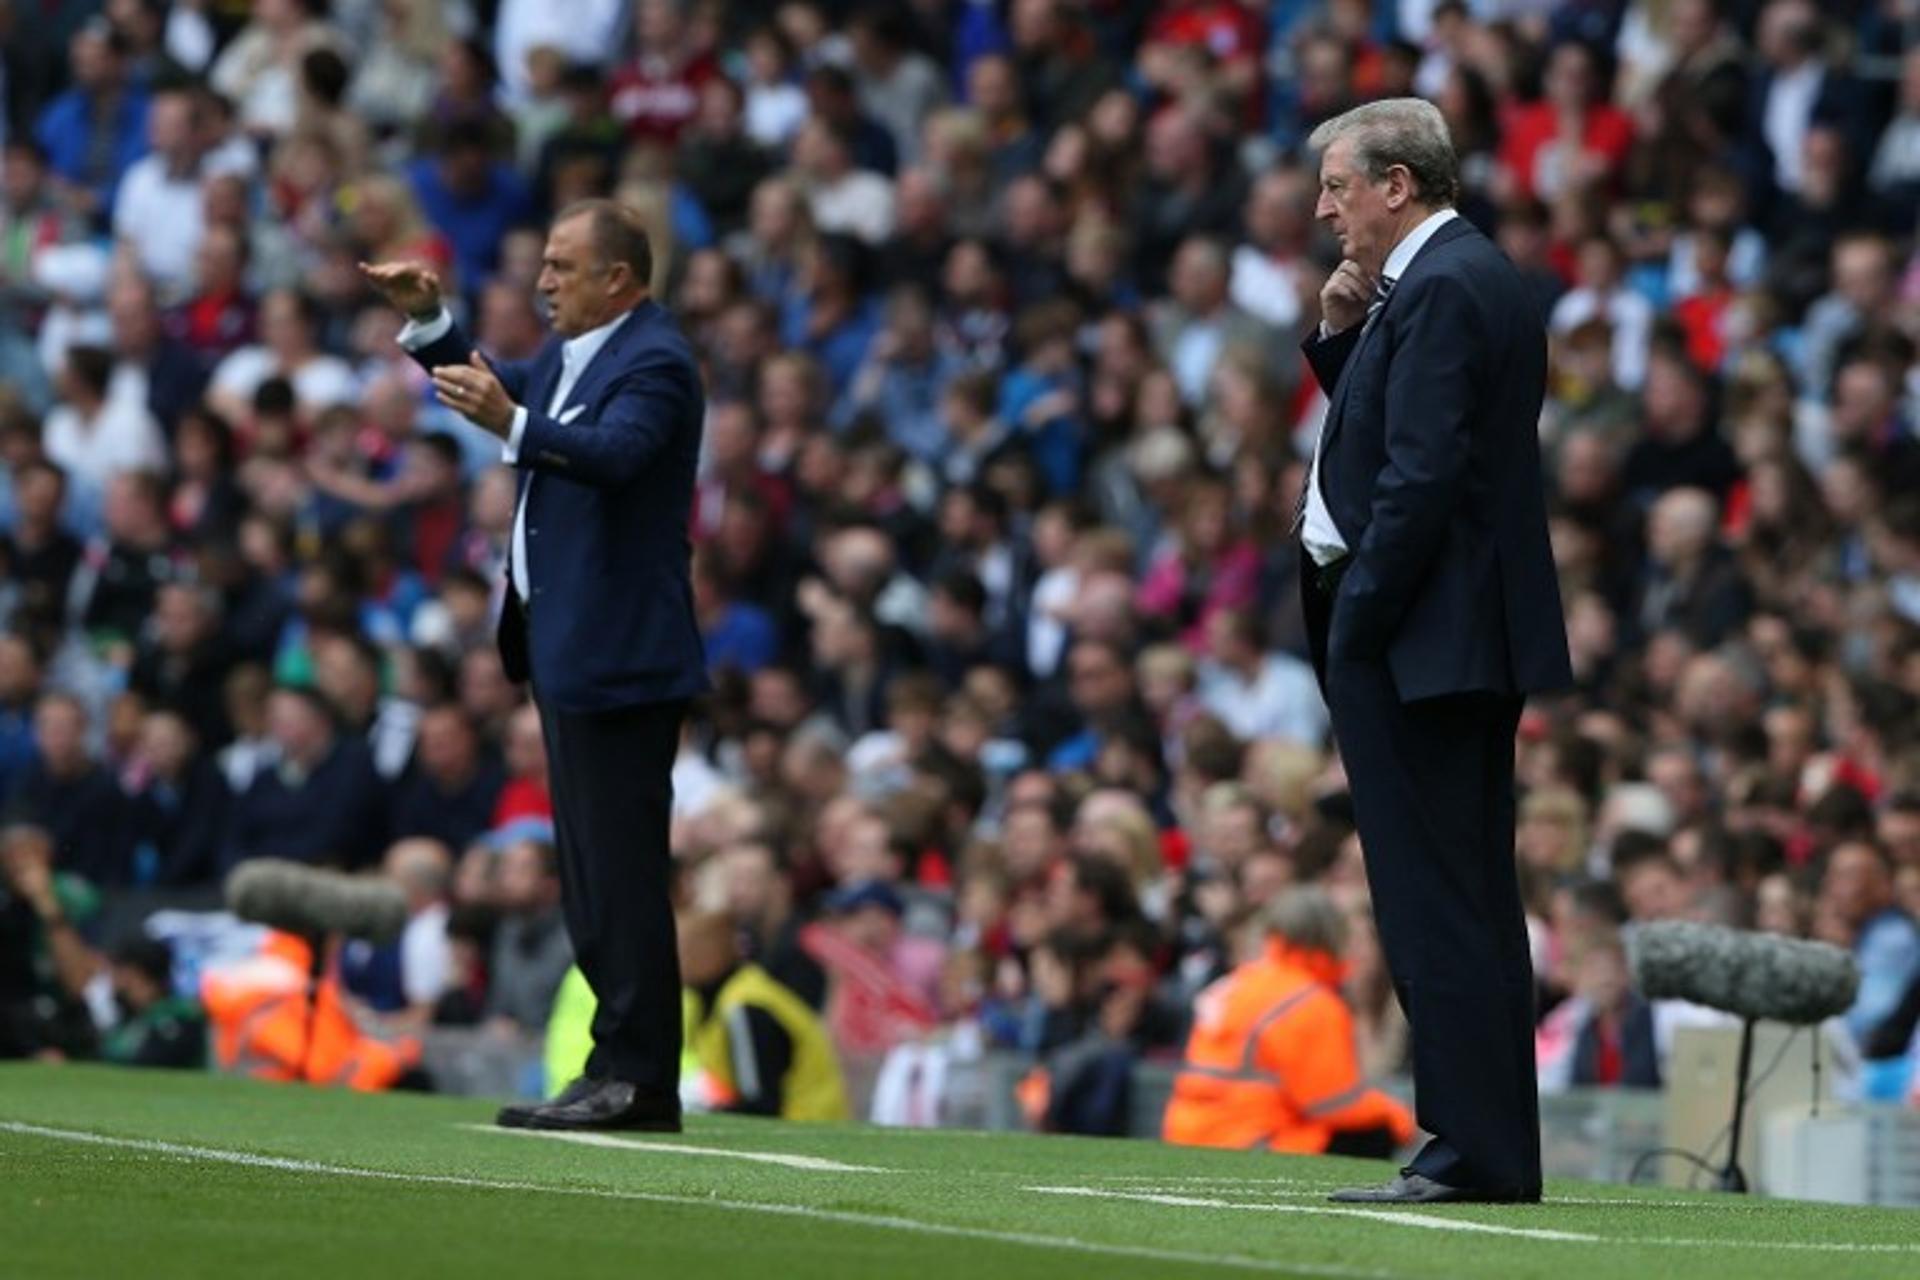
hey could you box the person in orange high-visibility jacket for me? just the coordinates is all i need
[1164,887,1415,1155]
[202,931,419,1090]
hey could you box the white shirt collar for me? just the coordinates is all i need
[1382,208,1459,282]
[562,306,636,373]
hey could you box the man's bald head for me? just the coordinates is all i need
[384,838,454,909]
[1649,487,1718,567]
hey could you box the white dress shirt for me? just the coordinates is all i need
[399,306,631,601]
[1197,653,1329,747]
[1302,207,1458,567]
[1764,62,1824,196]
[112,154,206,300]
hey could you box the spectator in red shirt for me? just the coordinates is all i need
[1140,0,1265,123]
[1499,41,1635,203]
[166,215,255,368]
[609,0,718,146]
[491,702,553,827]
[1672,225,1737,372]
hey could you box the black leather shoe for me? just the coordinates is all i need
[1329,1173,1539,1205]
[501,1080,682,1133]
[496,1076,600,1128]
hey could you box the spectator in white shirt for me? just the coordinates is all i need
[1195,608,1327,749]
[794,118,896,246]
[1756,0,1829,198]
[492,0,625,105]
[743,27,810,149]
[112,86,209,302]
[1230,166,1317,333]
[1550,234,1655,392]
[207,287,356,425]
[382,837,456,1029]
[43,344,167,511]
[208,0,344,139]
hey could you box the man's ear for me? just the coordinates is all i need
[1385,164,1412,211]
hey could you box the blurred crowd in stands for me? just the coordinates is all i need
[3,0,1920,1131]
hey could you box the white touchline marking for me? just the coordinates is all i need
[1092,1174,1322,1186]
[1026,1186,1920,1253]
[462,1124,892,1173]
[1115,1187,1732,1210]
[1027,1186,1599,1243]
[0,1121,1393,1279]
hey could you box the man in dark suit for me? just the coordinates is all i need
[362,198,709,1132]
[1295,101,1572,1204]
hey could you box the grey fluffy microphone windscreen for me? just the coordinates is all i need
[1627,920,1859,1025]
[225,859,409,944]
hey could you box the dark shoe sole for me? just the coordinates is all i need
[514,1112,682,1133]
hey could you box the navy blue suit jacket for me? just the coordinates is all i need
[1302,216,1572,702]
[408,301,711,712]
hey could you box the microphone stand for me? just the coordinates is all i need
[300,931,328,1085]
[1716,1017,1757,1193]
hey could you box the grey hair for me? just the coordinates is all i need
[1308,98,1459,208]
[1262,886,1351,957]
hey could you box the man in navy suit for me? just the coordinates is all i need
[1295,101,1572,1203]
[362,199,708,1131]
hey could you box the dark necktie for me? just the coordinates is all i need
[1291,274,1399,537]
[1366,273,1397,327]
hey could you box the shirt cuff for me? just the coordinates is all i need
[503,406,529,464]
[396,306,454,350]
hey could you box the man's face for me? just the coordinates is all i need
[260,293,308,356]
[505,706,546,778]
[1170,243,1224,313]
[1622,862,1688,921]
[1823,845,1889,927]
[720,844,779,922]
[1878,809,1920,870]
[497,842,554,912]
[139,713,193,778]
[538,215,625,338]
[1067,644,1129,715]
[2,147,44,207]
[195,226,244,291]
[0,637,37,703]
[267,692,327,759]
[154,587,206,651]
[1315,138,1398,275]
[69,30,115,91]
[1247,172,1308,248]
[110,283,158,351]
[34,701,86,771]
[148,94,194,160]
[15,469,63,525]
[418,711,474,781]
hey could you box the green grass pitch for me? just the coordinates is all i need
[2,1064,1916,1279]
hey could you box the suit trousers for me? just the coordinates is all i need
[533,685,688,1090]
[1302,549,1541,1194]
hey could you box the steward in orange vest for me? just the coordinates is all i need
[202,931,420,1090]
[1163,887,1414,1155]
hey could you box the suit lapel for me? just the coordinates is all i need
[1321,218,1475,449]
[534,347,564,416]
[556,302,651,417]
[519,304,655,506]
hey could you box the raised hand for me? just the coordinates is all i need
[1320,259,1376,335]
[358,260,444,320]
